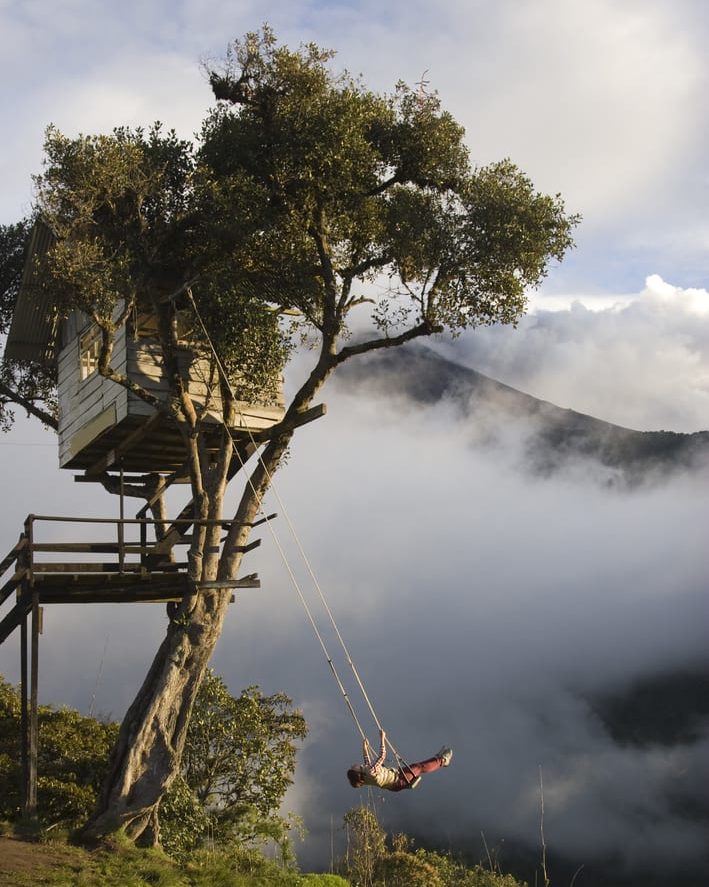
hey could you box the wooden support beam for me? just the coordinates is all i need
[0,596,31,644]
[27,594,39,814]
[253,403,326,442]
[142,438,257,565]
[38,589,188,604]
[0,537,27,581]
[0,567,28,608]
[250,513,277,528]
[193,577,260,590]
[20,612,28,812]
[233,538,261,554]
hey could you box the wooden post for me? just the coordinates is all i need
[19,611,29,813]
[23,514,38,815]
[28,593,40,814]
[118,461,125,573]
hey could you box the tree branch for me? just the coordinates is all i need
[364,174,401,196]
[0,381,58,430]
[335,321,442,364]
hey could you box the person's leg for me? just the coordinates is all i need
[389,755,443,791]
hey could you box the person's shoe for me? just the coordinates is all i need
[437,746,453,767]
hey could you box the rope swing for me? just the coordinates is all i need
[184,290,411,772]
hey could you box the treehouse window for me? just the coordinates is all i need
[79,326,101,380]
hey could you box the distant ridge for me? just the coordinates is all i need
[336,344,709,485]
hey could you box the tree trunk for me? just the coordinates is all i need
[81,431,292,841]
[81,582,236,838]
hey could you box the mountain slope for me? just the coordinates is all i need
[335,344,709,485]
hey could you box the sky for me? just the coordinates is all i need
[0,0,708,882]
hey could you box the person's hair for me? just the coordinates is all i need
[347,768,365,788]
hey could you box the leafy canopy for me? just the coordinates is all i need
[201,26,578,345]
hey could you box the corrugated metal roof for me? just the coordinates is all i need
[5,221,59,366]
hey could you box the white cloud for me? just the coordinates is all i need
[441,275,709,432]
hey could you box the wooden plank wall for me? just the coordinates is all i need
[127,339,284,430]
[58,319,128,467]
[57,306,287,466]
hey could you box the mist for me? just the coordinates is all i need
[2,311,708,883]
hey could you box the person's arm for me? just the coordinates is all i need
[372,730,387,770]
[362,737,372,766]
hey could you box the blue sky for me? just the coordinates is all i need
[1,1,708,879]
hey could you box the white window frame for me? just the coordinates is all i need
[79,325,102,380]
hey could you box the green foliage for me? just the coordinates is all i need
[0,675,118,827]
[160,670,306,859]
[159,774,214,860]
[413,848,527,887]
[30,121,288,413]
[340,807,526,887]
[299,876,350,886]
[0,219,32,335]
[375,849,444,886]
[184,671,306,843]
[0,220,58,431]
[342,807,386,887]
[0,671,304,859]
[201,26,578,343]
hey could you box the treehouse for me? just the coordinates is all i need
[1,222,294,816]
[5,223,286,474]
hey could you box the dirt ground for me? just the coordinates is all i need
[0,836,76,885]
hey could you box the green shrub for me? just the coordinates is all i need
[299,876,351,886]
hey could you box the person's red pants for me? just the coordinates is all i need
[389,755,443,792]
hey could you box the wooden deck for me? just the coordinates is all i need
[0,514,261,644]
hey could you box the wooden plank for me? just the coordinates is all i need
[234,539,261,554]
[0,597,31,644]
[38,589,187,604]
[32,562,188,573]
[253,403,326,442]
[84,411,165,476]
[194,577,260,589]
[31,543,155,555]
[0,537,27,581]
[0,567,28,607]
[251,513,277,528]
[35,572,190,589]
[28,595,39,813]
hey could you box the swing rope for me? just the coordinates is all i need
[184,290,409,768]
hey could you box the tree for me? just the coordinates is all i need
[0,26,578,843]
[0,220,57,430]
[161,669,307,857]
[343,807,387,887]
[0,670,305,856]
[0,675,118,827]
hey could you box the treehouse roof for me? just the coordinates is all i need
[5,221,59,367]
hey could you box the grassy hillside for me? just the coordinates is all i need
[0,834,349,887]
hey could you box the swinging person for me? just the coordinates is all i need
[346,730,453,792]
